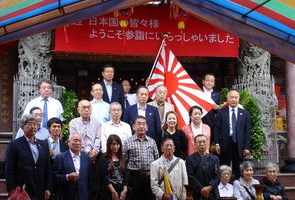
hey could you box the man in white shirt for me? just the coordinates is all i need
[148,85,174,125]
[22,80,63,128]
[101,102,132,153]
[15,106,49,140]
[150,138,188,200]
[90,83,110,124]
[202,74,220,105]
[69,100,101,161]
[122,79,137,109]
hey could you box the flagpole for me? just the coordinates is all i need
[146,38,166,86]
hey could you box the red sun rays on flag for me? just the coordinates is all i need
[147,40,215,127]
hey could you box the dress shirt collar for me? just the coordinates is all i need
[104,79,112,86]
[111,120,122,126]
[203,86,213,93]
[137,103,147,111]
[218,182,231,190]
[39,96,52,102]
[134,134,148,141]
[229,106,238,112]
[162,155,176,162]
[48,136,59,144]
[240,177,254,187]
[70,149,80,157]
[25,135,37,144]
[156,100,165,107]
[80,116,91,123]
[91,98,103,104]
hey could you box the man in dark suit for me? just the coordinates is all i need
[47,117,68,160]
[53,133,92,200]
[202,74,220,145]
[202,73,220,105]
[214,90,251,178]
[5,114,51,200]
[123,86,162,146]
[100,64,124,106]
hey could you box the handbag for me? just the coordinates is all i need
[9,185,31,200]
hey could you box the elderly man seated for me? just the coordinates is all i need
[150,138,188,200]
[186,134,219,200]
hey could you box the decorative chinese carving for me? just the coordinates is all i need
[234,41,278,161]
[14,31,64,131]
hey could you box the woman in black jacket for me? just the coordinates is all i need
[98,135,128,200]
[261,162,288,200]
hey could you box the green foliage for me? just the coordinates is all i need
[60,90,78,141]
[220,88,229,104]
[239,90,265,160]
[220,88,265,160]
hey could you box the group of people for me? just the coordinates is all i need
[5,64,288,200]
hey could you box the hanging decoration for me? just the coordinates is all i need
[170,4,187,32]
[114,7,134,29]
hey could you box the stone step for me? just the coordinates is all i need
[286,187,295,200]
[0,175,294,199]
[0,193,8,200]
[0,179,6,193]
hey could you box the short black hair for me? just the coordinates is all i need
[47,117,62,129]
[136,85,148,94]
[102,64,115,72]
[203,73,215,80]
[189,105,203,116]
[161,137,174,146]
[132,115,147,125]
[29,107,42,114]
[38,80,53,89]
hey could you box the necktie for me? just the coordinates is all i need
[42,98,48,128]
[30,140,39,163]
[51,141,58,157]
[124,96,130,109]
[231,108,237,143]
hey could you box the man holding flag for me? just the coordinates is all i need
[146,39,216,128]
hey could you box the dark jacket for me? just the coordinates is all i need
[211,90,220,105]
[100,80,124,106]
[214,107,251,157]
[261,177,288,200]
[98,155,127,199]
[123,104,162,145]
[186,153,219,200]
[53,150,92,200]
[5,136,52,199]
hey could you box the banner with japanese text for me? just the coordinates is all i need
[54,6,239,57]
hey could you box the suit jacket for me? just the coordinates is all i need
[211,90,220,105]
[148,100,174,124]
[48,139,68,162]
[214,107,251,157]
[53,150,91,200]
[5,136,51,199]
[123,104,162,145]
[100,80,124,106]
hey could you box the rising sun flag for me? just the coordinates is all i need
[147,39,216,128]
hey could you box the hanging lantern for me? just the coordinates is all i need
[114,7,134,29]
[119,17,129,29]
[170,4,187,32]
[177,20,185,30]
